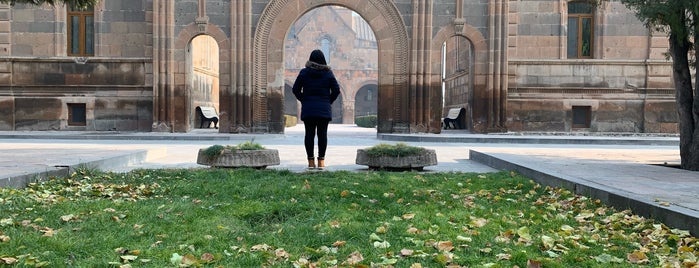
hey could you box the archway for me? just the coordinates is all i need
[254,0,409,133]
[355,83,378,118]
[431,22,489,133]
[441,35,473,130]
[187,35,220,130]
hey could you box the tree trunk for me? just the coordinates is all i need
[669,32,699,170]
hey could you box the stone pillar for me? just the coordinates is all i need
[227,0,253,133]
[152,1,176,132]
[484,0,508,132]
[410,0,437,133]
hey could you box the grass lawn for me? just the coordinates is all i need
[0,168,697,267]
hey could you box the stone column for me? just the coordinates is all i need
[485,0,508,132]
[152,0,176,132]
[410,0,436,133]
[227,0,252,133]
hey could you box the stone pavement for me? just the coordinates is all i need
[0,124,697,236]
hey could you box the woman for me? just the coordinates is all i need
[292,50,340,170]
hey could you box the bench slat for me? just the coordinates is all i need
[198,107,218,119]
[445,108,462,119]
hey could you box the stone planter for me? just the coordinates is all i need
[355,149,437,171]
[197,148,280,169]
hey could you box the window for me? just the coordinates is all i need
[321,38,331,64]
[572,106,591,128]
[68,103,87,126]
[567,2,593,58]
[67,4,94,56]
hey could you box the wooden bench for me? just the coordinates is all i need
[442,108,465,129]
[196,106,219,129]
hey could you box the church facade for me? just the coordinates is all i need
[0,0,675,134]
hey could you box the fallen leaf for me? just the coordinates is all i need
[496,253,511,260]
[274,249,289,260]
[332,240,346,247]
[346,251,364,265]
[627,250,649,264]
[373,241,391,249]
[435,241,454,252]
[120,255,138,262]
[60,214,77,222]
[400,248,414,256]
[527,259,542,268]
[402,213,416,220]
[0,257,17,264]
[201,252,214,262]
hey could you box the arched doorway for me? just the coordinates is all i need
[355,84,378,118]
[441,35,473,130]
[254,0,409,133]
[187,35,220,130]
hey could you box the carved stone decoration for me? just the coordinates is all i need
[355,149,437,171]
[195,16,209,33]
[196,148,280,169]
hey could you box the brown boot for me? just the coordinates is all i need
[317,157,325,170]
[307,158,316,169]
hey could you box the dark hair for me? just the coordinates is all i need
[309,49,327,65]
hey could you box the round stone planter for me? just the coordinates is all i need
[196,148,280,169]
[355,149,437,171]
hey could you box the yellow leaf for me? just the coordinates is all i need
[627,250,649,264]
[435,241,454,252]
[402,213,416,220]
[120,255,138,262]
[41,227,57,237]
[340,190,350,197]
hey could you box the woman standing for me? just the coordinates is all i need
[292,50,341,170]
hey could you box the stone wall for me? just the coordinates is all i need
[506,0,676,133]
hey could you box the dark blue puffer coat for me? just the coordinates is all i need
[292,61,341,121]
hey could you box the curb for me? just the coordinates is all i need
[0,150,150,189]
[469,149,699,237]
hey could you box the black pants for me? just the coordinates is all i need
[303,117,330,159]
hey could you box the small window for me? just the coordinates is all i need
[68,103,87,126]
[567,2,593,59]
[67,4,94,56]
[572,106,591,128]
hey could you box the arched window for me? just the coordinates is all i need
[67,4,94,56]
[321,38,331,64]
[567,2,593,58]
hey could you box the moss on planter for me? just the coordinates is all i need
[202,141,266,159]
[357,143,436,171]
[365,143,426,157]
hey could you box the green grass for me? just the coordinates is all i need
[0,169,697,267]
[365,143,425,157]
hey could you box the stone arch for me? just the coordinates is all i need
[172,23,231,132]
[254,0,409,133]
[431,23,489,132]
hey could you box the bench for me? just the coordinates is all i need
[196,106,219,129]
[442,108,465,129]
